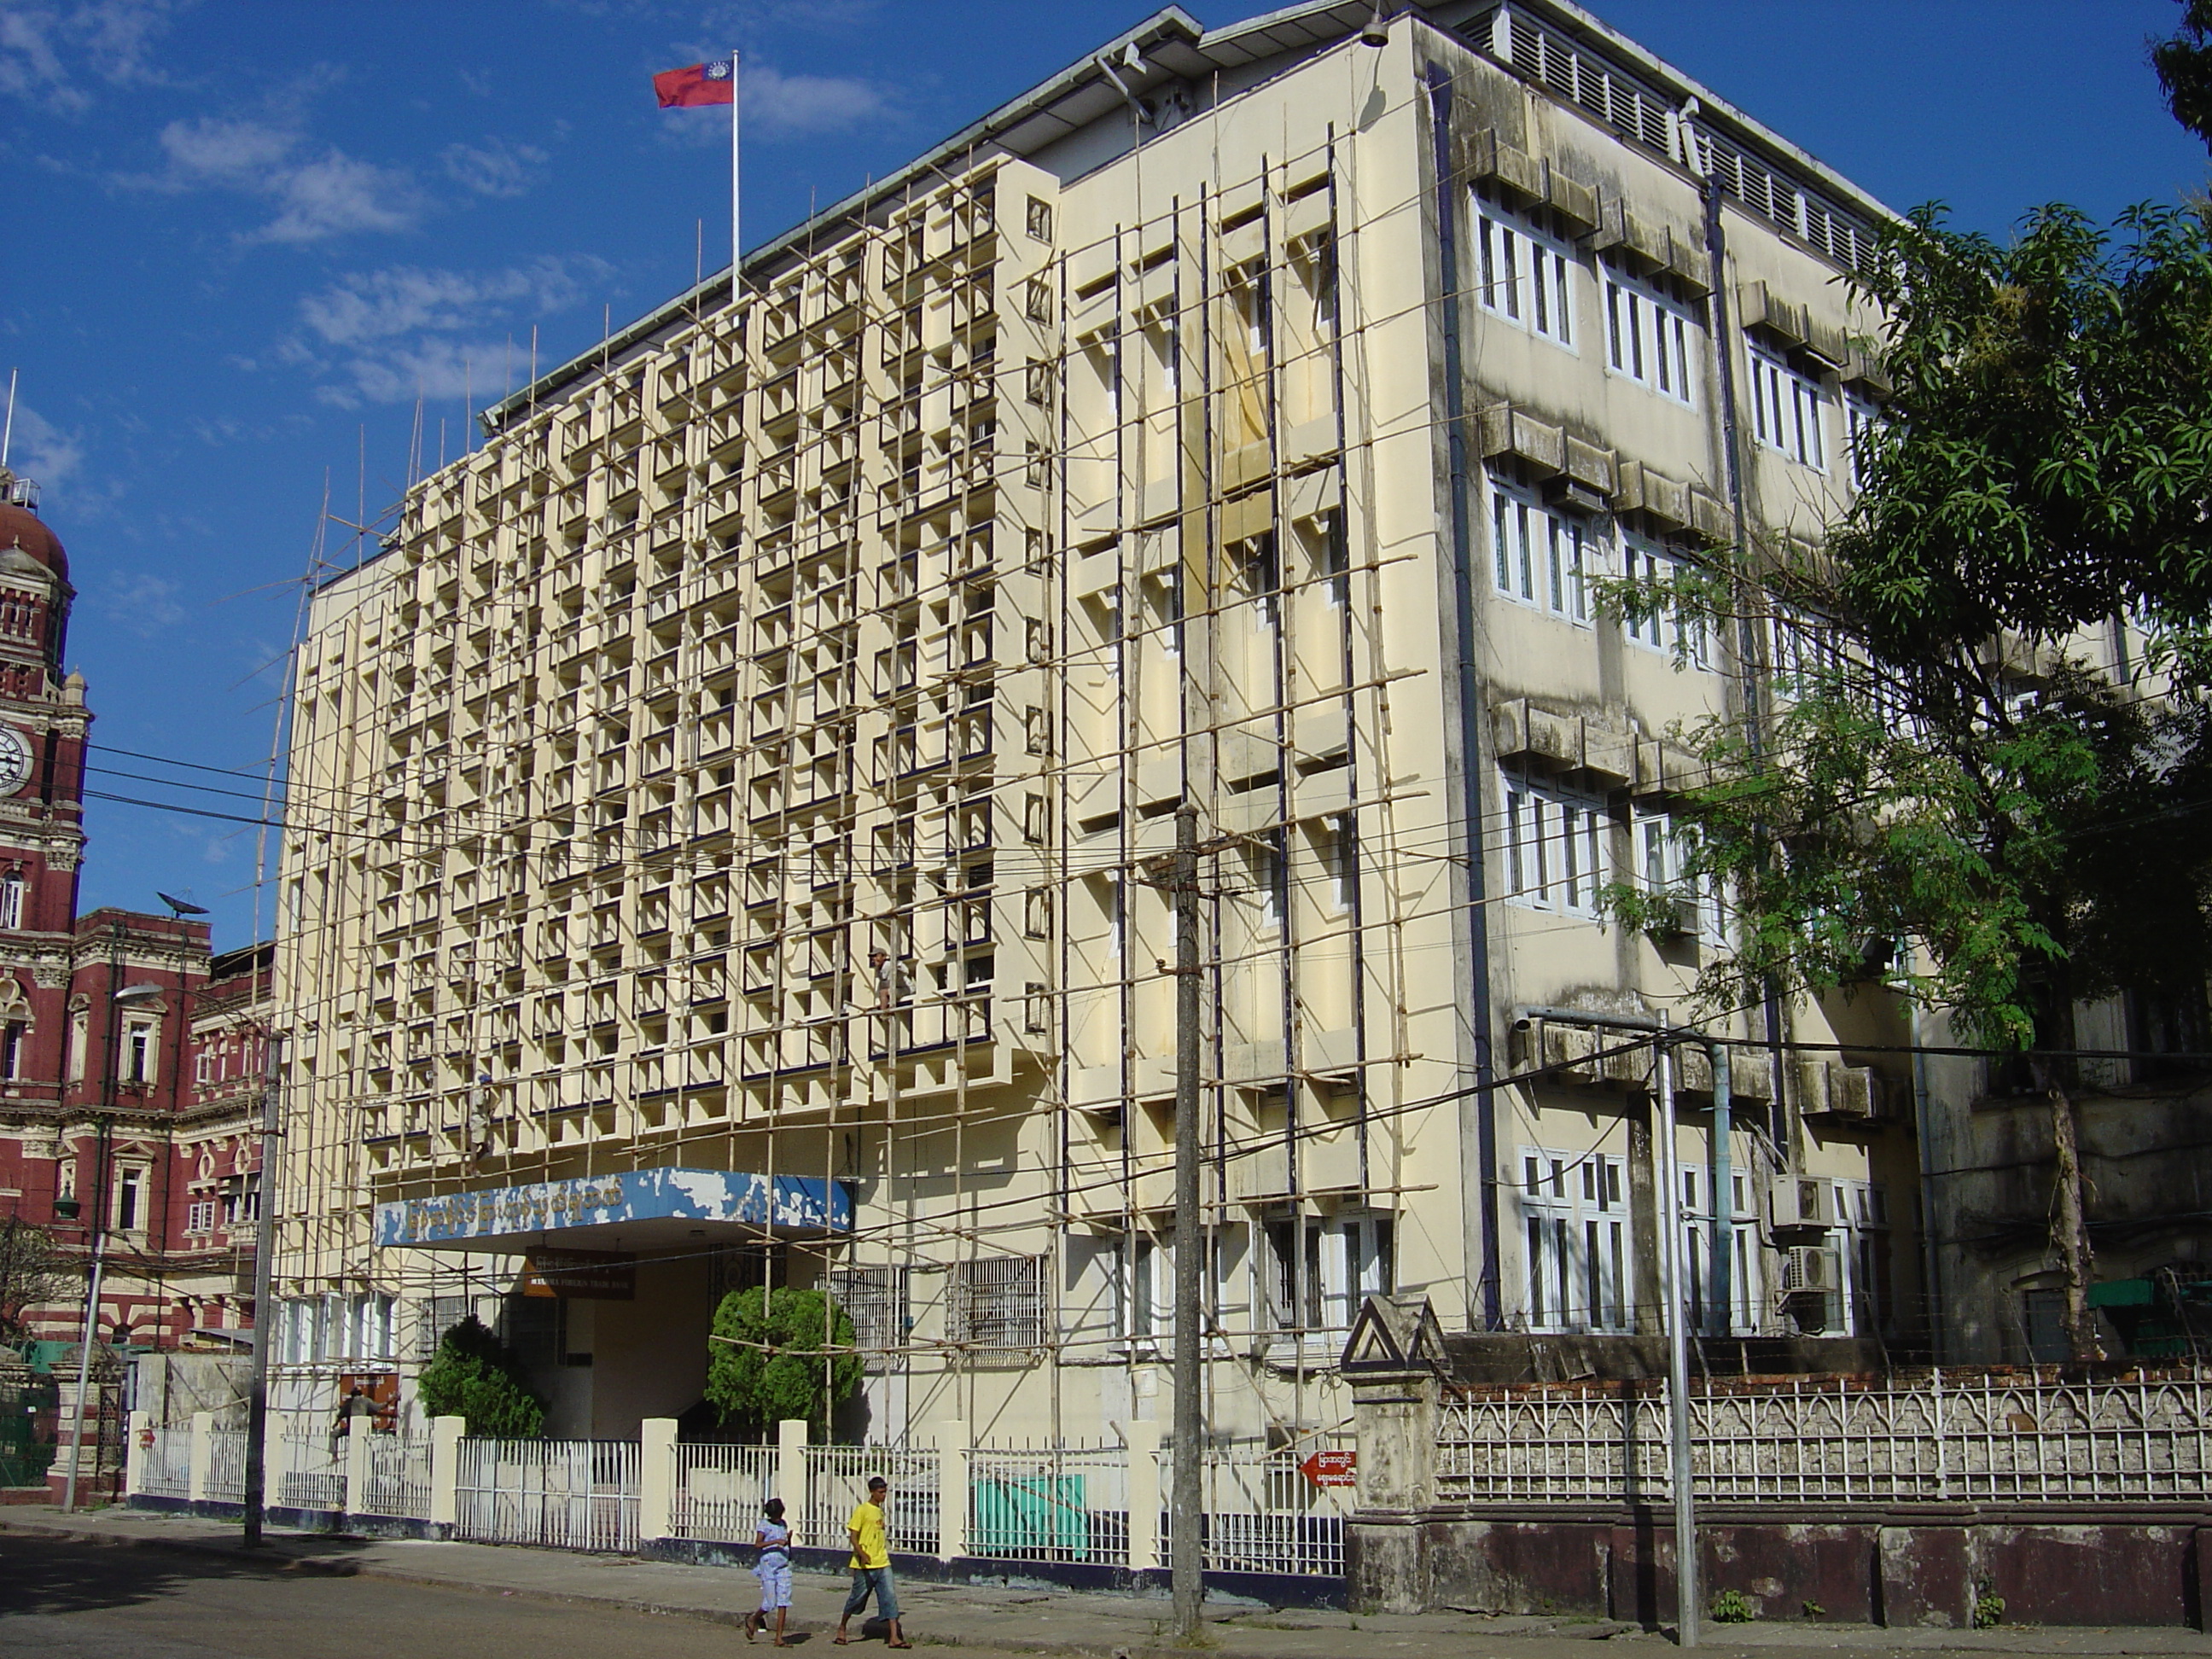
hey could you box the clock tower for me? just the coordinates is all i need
[0,467,86,1099]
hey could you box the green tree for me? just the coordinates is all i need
[2154,0,2212,151]
[1613,201,2212,1363]
[704,1285,862,1437]
[416,1313,546,1437]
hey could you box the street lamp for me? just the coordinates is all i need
[61,978,166,1511]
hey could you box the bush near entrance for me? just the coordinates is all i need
[705,1285,861,1437]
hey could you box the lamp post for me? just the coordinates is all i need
[61,977,166,1512]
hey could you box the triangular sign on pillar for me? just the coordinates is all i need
[1340,1293,1447,1374]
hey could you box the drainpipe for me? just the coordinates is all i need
[1426,61,1503,1331]
[1909,1000,1943,1363]
[1710,1045,1732,1339]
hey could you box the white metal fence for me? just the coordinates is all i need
[455,1439,639,1552]
[1438,1371,2212,1505]
[206,1429,247,1504]
[798,1443,940,1556]
[362,1432,434,1519]
[1192,1449,1347,1577]
[135,1426,191,1499]
[280,1429,346,1512]
[968,1442,1130,1566]
[672,1441,777,1542]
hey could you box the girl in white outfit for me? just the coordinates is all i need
[744,1496,794,1645]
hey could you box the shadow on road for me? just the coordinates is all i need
[0,1528,374,1618]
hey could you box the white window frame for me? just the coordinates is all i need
[1473,192,1576,348]
[1620,533,1709,667]
[1680,1165,1761,1334]
[1748,342,1828,470]
[1633,805,1722,946]
[1519,1146,1632,1333]
[114,1163,146,1232]
[1501,768,1609,920]
[1489,474,1599,624]
[1265,1212,1394,1338]
[1843,387,1883,492]
[124,1018,156,1085]
[0,873,23,929]
[1603,263,1697,405]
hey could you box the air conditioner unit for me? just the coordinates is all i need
[1781,1245,1840,1294]
[1770,1178,1831,1231]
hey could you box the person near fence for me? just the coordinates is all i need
[743,1496,794,1645]
[834,1475,909,1649]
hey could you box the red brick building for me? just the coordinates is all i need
[0,469,271,1493]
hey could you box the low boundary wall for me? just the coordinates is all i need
[1349,1505,2212,1627]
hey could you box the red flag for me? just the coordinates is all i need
[654,60,735,108]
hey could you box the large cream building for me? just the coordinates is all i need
[272,0,1922,1442]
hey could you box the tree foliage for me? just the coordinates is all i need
[2154,0,2212,153]
[704,1285,862,1438]
[1608,201,2212,1361]
[0,1214,74,1344]
[1616,202,2212,1051]
[416,1314,546,1438]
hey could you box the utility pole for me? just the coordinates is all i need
[1170,802,1203,1643]
[242,1031,282,1547]
[1656,1015,1698,1647]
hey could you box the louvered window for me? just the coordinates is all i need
[1490,474,1598,624]
[1501,767,1608,920]
[1747,344,1827,470]
[1499,13,1673,154]
[1473,193,1575,347]
[1603,264,1697,405]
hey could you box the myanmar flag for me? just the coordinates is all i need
[654,60,735,108]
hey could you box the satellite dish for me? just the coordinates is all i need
[157,892,211,916]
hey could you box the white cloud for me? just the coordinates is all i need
[744,63,882,133]
[442,137,547,198]
[3,404,84,493]
[293,258,610,406]
[0,0,183,114]
[94,570,189,637]
[150,114,423,243]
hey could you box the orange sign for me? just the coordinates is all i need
[521,1248,637,1301]
[1299,1449,1357,1487]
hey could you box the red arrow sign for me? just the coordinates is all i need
[1299,1449,1357,1487]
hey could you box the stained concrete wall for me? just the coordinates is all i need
[1350,1508,2212,1627]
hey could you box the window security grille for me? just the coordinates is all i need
[829,1265,911,1369]
[947,1254,1047,1350]
[1474,194,1575,346]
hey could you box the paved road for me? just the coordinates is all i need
[0,1532,859,1659]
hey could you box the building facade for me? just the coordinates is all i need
[275,0,1930,1444]
[0,468,275,1489]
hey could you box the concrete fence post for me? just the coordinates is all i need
[187,1411,213,1505]
[124,1410,152,1500]
[638,1417,678,1544]
[776,1417,808,1517]
[428,1415,466,1531]
[929,1418,967,1562]
[1120,1419,1163,1573]
[344,1414,372,1517]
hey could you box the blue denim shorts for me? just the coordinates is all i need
[842,1564,899,1622]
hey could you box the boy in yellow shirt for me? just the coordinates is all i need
[834,1476,909,1648]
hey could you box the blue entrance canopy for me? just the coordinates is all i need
[373,1167,852,1251]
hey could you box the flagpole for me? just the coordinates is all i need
[731,51,742,290]
[742,51,752,292]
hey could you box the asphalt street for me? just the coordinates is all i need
[0,1532,853,1659]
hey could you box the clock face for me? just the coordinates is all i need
[0,728,31,796]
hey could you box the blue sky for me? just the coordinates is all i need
[2,0,2204,952]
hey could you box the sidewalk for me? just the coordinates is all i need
[3,1505,2209,1659]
